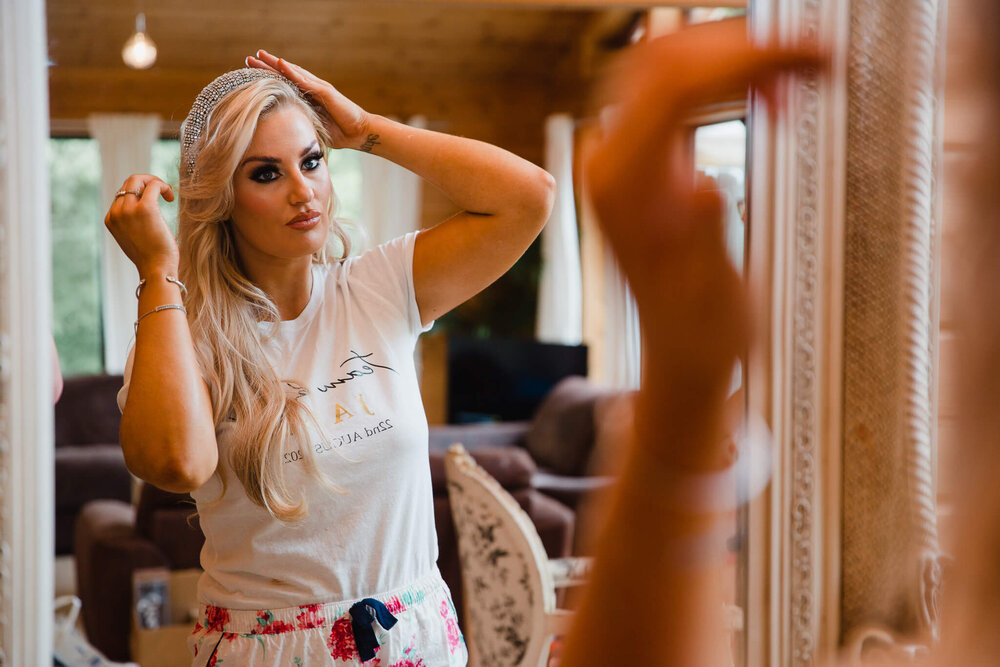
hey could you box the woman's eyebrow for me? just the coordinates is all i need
[240,141,320,168]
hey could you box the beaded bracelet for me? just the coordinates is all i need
[134,303,187,334]
[136,275,187,299]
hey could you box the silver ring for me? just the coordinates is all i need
[115,189,142,199]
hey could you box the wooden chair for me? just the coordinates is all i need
[445,444,590,667]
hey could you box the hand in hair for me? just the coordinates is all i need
[104,174,178,277]
[560,19,822,667]
[246,50,372,151]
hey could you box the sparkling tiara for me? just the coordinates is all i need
[180,67,297,176]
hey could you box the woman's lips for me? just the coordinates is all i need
[287,211,321,230]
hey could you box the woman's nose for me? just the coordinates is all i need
[288,172,314,205]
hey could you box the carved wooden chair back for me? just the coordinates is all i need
[444,444,573,667]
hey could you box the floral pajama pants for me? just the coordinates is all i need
[188,568,467,666]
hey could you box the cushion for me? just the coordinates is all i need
[135,483,196,541]
[54,374,124,446]
[429,445,536,494]
[54,444,131,510]
[524,376,618,476]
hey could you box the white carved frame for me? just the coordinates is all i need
[745,1,849,664]
[745,0,943,665]
[0,0,55,664]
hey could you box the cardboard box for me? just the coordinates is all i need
[130,569,201,667]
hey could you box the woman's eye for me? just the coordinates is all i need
[302,153,323,171]
[250,166,280,183]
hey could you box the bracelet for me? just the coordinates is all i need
[134,303,187,333]
[136,275,187,299]
[628,411,774,515]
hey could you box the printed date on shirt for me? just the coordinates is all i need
[283,418,394,463]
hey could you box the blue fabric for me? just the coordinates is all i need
[349,597,399,661]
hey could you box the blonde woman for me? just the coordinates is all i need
[104,51,553,666]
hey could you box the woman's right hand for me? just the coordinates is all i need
[103,174,178,276]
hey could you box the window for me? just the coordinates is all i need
[49,138,103,376]
[151,139,180,232]
[328,148,363,223]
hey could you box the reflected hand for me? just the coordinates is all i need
[104,174,178,276]
[247,50,372,151]
[584,18,823,384]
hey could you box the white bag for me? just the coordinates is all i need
[53,595,139,667]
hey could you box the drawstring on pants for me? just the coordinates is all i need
[348,597,398,661]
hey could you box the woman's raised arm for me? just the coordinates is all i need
[248,50,555,326]
[105,175,218,493]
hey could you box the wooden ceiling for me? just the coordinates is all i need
[46,0,644,127]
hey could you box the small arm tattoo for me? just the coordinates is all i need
[359,134,381,153]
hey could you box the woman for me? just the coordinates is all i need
[104,51,553,666]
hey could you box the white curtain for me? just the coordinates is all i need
[88,113,161,373]
[578,125,641,391]
[359,115,427,249]
[535,113,583,345]
[602,252,641,389]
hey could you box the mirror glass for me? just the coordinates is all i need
[695,116,749,664]
[43,3,752,664]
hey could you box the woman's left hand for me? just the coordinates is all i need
[247,50,373,150]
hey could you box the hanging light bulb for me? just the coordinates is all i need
[122,12,157,70]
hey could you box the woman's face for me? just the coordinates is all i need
[229,104,332,269]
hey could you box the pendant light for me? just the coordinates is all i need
[122,12,157,70]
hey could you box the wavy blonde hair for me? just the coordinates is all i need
[177,78,350,522]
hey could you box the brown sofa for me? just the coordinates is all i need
[54,373,132,555]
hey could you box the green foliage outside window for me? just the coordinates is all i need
[151,139,181,232]
[49,138,103,377]
[328,148,363,223]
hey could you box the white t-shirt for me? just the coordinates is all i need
[120,233,437,609]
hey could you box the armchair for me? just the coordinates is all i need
[74,483,201,662]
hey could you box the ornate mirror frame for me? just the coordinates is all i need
[746,0,945,664]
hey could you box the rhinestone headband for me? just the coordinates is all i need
[180,68,297,176]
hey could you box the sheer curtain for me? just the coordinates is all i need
[358,115,427,249]
[536,113,583,345]
[579,124,641,391]
[601,254,641,389]
[88,113,161,373]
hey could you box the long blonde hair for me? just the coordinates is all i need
[177,78,350,522]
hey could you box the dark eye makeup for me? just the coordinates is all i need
[302,152,324,170]
[247,151,325,184]
[249,165,280,183]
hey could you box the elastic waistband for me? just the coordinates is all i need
[197,568,445,635]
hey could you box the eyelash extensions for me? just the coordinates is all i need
[250,151,325,183]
